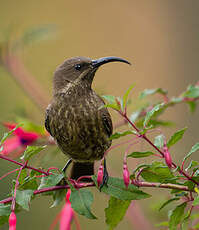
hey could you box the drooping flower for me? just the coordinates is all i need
[163,144,172,168]
[97,163,104,188]
[123,156,130,189]
[0,122,40,158]
[9,211,17,230]
[59,190,74,230]
[50,190,74,230]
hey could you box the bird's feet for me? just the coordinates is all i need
[99,158,109,191]
[62,158,72,173]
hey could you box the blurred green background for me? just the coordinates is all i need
[0,0,199,229]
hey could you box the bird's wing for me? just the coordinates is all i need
[45,104,52,136]
[100,108,113,137]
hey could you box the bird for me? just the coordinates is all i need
[45,56,130,181]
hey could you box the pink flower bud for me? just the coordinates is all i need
[9,211,16,230]
[97,164,104,187]
[163,145,172,168]
[66,189,71,203]
[123,163,130,189]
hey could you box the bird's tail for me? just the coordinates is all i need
[70,162,94,180]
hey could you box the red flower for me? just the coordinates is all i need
[163,144,172,168]
[0,123,40,158]
[97,163,104,188]
[123,157,130,189]
[60,190,74,230]
[9,211,17,230]
[50,190,74,230]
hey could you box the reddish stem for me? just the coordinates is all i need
[0,168,20,181]
[0,154,49,176]
[0,182,94,205]
[0,178,195,206]
[11,166,23,211]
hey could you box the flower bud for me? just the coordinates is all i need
[163,145,172,168]
[66,189,71,203]
[9,211,16,230]
[123,162,130,189]
[97,164,104,187]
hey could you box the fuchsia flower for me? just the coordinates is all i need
[0,123,40,158]
[97,163,104,188]
[9,211,17,230]
[163,144,172,168]
[60,190,74,230]
[123,156,130,189]
[50,190,74,230]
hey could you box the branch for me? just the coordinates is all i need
[132,180,192,192]
[0,182,94,205]
[120,112,199,186]
[0,154,49,176]
[0,179,193,206]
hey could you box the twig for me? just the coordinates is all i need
[132,181,193,192]
[0,179,193,206]
[0,154,49,175]
[119,111,199,186]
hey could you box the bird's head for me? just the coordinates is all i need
[53,56,131,93]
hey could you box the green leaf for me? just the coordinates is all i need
[69,187,96,219]
[154,134,165,149]
[170,97,183,104]
[140,162,174,183]
[169,202,187,230]
[183,85,199,98]
[167,128,187,148]
[130,110,141,123]
[123,84,135,110]
[0,124,21,145]
[102,95,121,111]
[16,169,39,190]
[159,198,180,211]
[21,145,46,161]
[0,204,11,216]
[139,88,167,99]
[51,189,66,208]
[17,168,28,185]
[19,176,38,190]
[104,104,120,110]
[128,151,154,158]
[185,160,198,171]
[183,142,199,162]
[105,196,131,230]
[186,101,197,113]
[132,164,151,174]
[102,95,116,104]
[92,176,150,200]
[155,221,169,227]
[16,118,46,135]
[38,173,64,190]
[193,196,199,206]
[143,103,164,127]
[110,131,135,140]
[148,119,174,128]
[16,189,34,211]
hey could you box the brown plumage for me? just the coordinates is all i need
[45,56,130,179]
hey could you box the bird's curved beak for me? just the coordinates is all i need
[91,56,131,68]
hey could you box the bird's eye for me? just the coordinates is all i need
[75,64,82,71]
